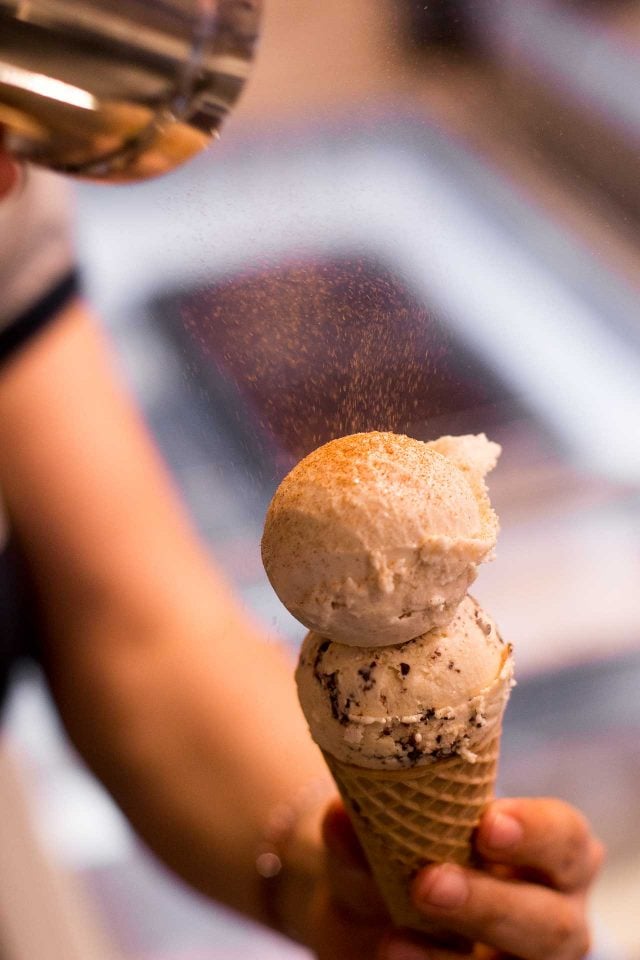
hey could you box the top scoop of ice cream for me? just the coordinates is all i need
[262,432,500,646]
[296,595,513,769]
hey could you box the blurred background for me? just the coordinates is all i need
[3,0,640,957]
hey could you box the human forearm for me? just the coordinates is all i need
[50,601,329,926]
[0,302,330,927]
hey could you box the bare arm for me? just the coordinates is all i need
[0,301,328,924]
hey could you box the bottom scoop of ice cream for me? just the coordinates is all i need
[296,596,513,770]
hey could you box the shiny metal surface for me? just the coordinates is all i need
[0,0,261,180]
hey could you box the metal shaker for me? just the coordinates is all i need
[0,0,262,181]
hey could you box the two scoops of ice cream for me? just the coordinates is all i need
[261,431,514,932]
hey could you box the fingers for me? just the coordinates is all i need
[411,862,592,960]
[323,796,601,960]
[476,797,605,892]
[322,799,387,921]
[377,931,474,960]
[378,933,503,960]
[322,798,370,871]
[308,884,388,960]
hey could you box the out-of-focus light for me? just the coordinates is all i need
[0,63,97,110]
[76,123,640,481]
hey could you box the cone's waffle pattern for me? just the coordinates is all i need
[323,729,501,933]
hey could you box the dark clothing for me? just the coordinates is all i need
[0,536,40,706]
[0,270,80,360]
[0,270,78,704]
[0,169,79,707]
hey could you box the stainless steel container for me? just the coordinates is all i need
[0,0,262,181]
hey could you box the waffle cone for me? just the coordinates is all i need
[322,720,503,935]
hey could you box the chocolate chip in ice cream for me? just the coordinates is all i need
[295,595,513,770]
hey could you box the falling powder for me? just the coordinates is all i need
[179,255,505,463]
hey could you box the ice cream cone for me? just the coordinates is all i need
[262,431,513,938]
[322,687,506,935]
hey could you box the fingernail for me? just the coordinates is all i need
[414,863,469,909]
[486,811,524,849]
[384,940,431,960]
